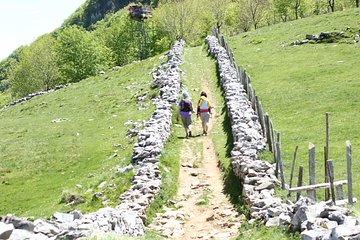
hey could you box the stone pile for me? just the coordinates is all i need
[291,31,359,46]
[0,85,66,112]
[0,40,185,239]
[205,35,360,239]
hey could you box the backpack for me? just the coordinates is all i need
[180,99,192,112]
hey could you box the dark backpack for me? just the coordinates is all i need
[180,99,192,112]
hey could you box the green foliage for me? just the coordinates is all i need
[0,91,11,108]
[237,222,300,239]
[227,8,360,207]
[274,0,293,22]
[56,25,113,83]
[10,35,61,98]
[63,0,153,29]
[0,54,162,218]
[95,11,170,66]
[153,0,213,46]
[87,230,165,240]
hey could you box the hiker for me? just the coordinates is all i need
[197,91,212,136]
[177,91,194,138]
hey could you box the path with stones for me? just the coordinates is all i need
[149,80,242,239]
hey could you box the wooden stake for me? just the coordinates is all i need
[346,140,353,205]
[297,166,304,201]
[308,143,316,201]
[288,145,299,196]
[324,146,330,200]
[327,160,336,204]
[276,133,285,189]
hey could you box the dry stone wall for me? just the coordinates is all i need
[0,85,67,112]
[0,40,185,240]
[205,35,360,240]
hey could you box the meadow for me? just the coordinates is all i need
[227,9,360,205]
[0,55,162,218]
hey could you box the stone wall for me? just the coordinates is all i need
[0,40,185,240]
[0,85,67,112]
[205,35,360,239]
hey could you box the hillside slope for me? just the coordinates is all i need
[228,9,360,204]
[0,55,162,217]
[64,0,154,29]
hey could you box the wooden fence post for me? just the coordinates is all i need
[297,166,304,201]
[308,143,316,201]
[277,133,286,189]
[270,120,277,167]
[346,140,353,205]
[324,146,330,200]
[325,112,330,200]
[288,145,299,196]
[327,160,336,204]
[274,131,280,177]
[264,114,273,152]
[255,96,266,138]
[251,90,256,111]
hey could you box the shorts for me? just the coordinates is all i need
[200,112,210,123]
[181,116,192,128]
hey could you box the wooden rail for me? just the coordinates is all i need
[289,180,347,192]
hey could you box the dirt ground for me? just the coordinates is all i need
[149,87,243,239]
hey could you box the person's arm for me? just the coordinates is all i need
[208,100,212,114]
[196,100,200,117]
[177,101,181,121]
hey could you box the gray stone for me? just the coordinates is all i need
[265,217,280,227]
[0,222,14,239]
[8,217,35,232]
[9,229,33,240]
[33,219,60,237]
[53,212,76,223]
[254,181,273,191]
[301,229,331,240]
[331,225,360,239]
[328,211,345,224]
[291,205,318,231]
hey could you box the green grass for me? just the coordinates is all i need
[0,55,163,218]
[0,91,11,108]
[87,230,165,240]
[196,189,212,206]
[227,9,360,205]
[236,222,300,240]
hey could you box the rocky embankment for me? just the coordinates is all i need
[0,40,185,240]
[205,35,360,240]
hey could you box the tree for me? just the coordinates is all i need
[56,26,112,83]
[10,35,61,97]
[294,0,301,19]
[274,0,292,21]
[328,0,335,11]
[237,0,270,30]
[210,0,231,34]
[153,0,212,45]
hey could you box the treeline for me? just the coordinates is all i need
[0,0,359,106]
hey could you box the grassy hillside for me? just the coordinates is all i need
[0,55,162,218]
[227,9,360,205]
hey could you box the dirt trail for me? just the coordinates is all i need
[149,85,242,239]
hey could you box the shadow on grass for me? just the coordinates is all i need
[208,50,251,217]
[220,104,250,217]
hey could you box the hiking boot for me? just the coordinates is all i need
[189,131,192,137]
